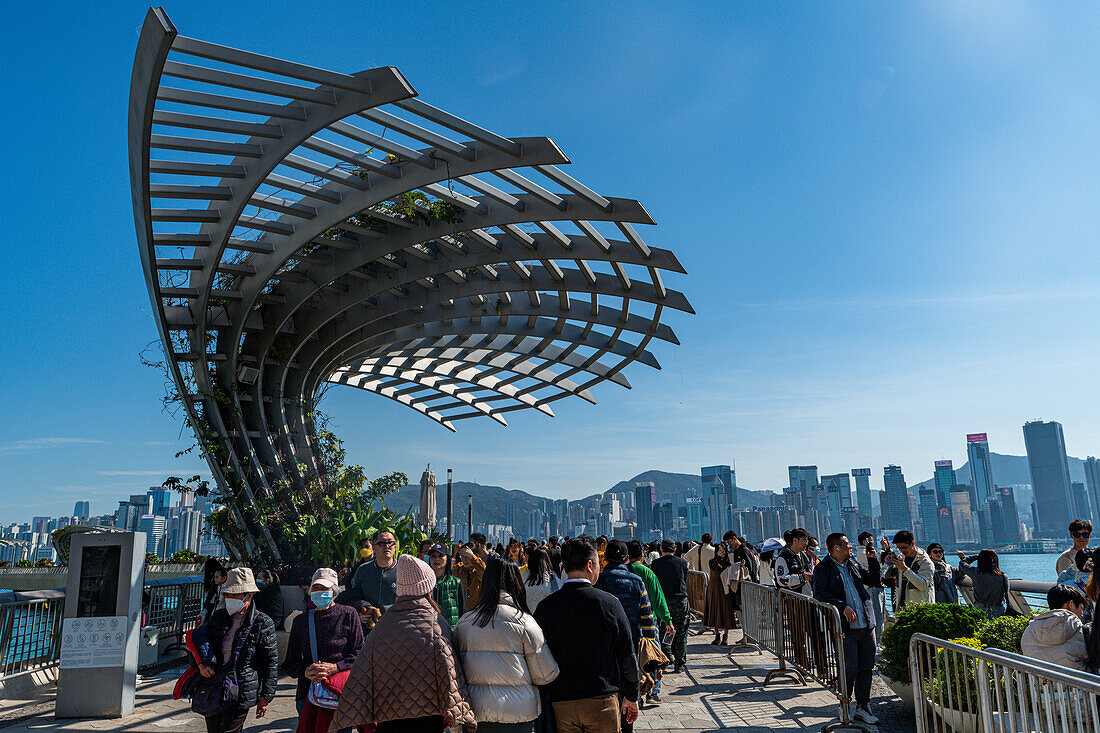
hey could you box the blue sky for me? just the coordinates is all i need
[2,2,1098,520]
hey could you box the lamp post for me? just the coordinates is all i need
[446,469,453,539]
[468,494,473,542]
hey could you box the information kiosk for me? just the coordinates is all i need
[56,532,145,718]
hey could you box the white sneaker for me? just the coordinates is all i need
[853,706,879,725]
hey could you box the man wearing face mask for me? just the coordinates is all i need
[193,568,279,733]
[282,568,364,720]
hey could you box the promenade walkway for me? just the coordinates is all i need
[0,630,910,732]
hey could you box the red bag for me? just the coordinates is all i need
[320,669,350,695]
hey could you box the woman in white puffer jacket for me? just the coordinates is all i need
[454,557,560,733]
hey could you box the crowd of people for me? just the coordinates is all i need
[178,517,1100,732]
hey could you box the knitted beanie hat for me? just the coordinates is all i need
[396,553,436,598]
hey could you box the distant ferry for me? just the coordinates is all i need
[1000,539,1061,554]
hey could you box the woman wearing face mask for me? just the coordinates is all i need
[192,568,278,733]
[254,570,285,631]
[428,544,466,627]
[200,559,228,625]
[281,569,364,725]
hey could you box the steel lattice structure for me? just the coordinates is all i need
[129,8,692,559]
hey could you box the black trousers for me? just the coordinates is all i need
[204,708,249,733]
[665,596,690,667]
[376,717,445,733]
[843,626,875,707]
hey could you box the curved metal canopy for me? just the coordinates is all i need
[129,7,692,558]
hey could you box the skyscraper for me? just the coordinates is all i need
[919,487,940,544]
[996,485,1021,543]
[140,514,167,558]
[852,468,873,518]
[932,460,957,546]
[634,482,656,536]
[148,487,172,516]
[950,486,977,544]
[821,473,850,532]
[789,465,819,513]
[1085,458,1100,525]
[933,461,956,508]
[1023,420,1074,537]
[685,498,705,540]
[73,501,90,519]
[966,434,996,504]
[1071,482,1092,523]
[883,465,911,531]
[701,465,736,534]
[654,501,674,535]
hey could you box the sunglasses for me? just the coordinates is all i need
[374,540,397,547]
[1072,532,1092,539]
[929,548,944,554]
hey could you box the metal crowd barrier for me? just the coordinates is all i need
[0,576,203,684]
[910,633,1100,733]
[737,582,871,732]
[687,569,708,621]
[144,575,204,653]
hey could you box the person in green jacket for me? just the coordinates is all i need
[427,544,466,627]
[627,540,673,706]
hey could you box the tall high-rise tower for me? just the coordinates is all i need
[1085,457,1100,526]
[852,468,873,518]
[883,465,911,531]
[933,461,957,547]
[788,465,818,513]
[1023,420,1074,537]
[635,482,656,537]
[702,465,735,535]
[966,434,996,504]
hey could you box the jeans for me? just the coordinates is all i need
[843,626,876,707]
[979,603,1006,619]
[665,596,690,667]
[867,586,886,640]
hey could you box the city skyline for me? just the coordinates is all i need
[3,3,1100,517]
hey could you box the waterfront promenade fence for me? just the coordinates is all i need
[0,576,202,684]
[910,632,1100,732]
[0,598,62,682]
[738,581,871,732]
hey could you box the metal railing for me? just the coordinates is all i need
[144,576,204,653]
[0,576,203,683]
[910,632,1100,733]
[737,582,871,732]
[0,598,64,681]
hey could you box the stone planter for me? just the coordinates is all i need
[929,698,980,733]
[882,674,915,707]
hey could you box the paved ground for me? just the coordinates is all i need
[0,628,912,732]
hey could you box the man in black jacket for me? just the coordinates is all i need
[812,533,879,726]
[534,537,640,732]
[651,539,689,672]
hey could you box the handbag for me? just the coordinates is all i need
[191,671,240,716]
[306,610,342,709]
[190,625,240,716]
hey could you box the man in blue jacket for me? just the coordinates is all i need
[812,532,879,726]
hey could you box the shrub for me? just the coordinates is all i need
[167,549,204,564]
[976,614,1031,654]
[877,602,986,683]
[926,637,984,712]
[145,552,160,565]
